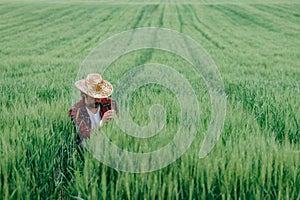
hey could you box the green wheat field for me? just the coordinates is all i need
[0,0,299,199]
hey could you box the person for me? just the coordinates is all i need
[68,73,118,147]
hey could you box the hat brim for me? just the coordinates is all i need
[75,79,113,98]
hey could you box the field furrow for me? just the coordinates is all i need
[0,7,133,58]
[185,5,226,50]
[162,5,181,30]
[158,5,165,27]
[175,5,184,32]
[0,5,74,35]
[250,4,300,28]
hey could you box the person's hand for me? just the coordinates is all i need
[99,110,117,128]
[102,110,114,123]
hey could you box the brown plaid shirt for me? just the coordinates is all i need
[68,98,118,143]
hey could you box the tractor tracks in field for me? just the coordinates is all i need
[212,5,280,33]
[73,6,125,54]
[188,5,225,50]
[159,5,165,27]
[0,6,75,40]
[128,4,166,65]
[1,5,126,57]
[174,4,226,50]
[185,3,298,51]
[249,4,300,32]
[208,4,300,50]
[175,5,183,33]
[132,6,146,29]
[132,4,165,28]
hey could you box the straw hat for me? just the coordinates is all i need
[75,73,113,98]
